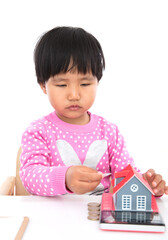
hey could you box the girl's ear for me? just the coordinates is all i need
[40,84,47,94]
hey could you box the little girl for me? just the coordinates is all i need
[20,26,168,196]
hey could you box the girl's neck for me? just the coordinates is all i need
[56,112,90,125]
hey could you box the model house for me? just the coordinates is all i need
[111,164,158,212]
[100,165,165,232]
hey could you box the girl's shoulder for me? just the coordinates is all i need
[91,112,118,131]
[23,112,55,134]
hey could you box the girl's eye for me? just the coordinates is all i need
[56,85,67,87]
[81,84,90,87]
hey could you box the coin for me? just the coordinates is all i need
[88,209,100,215]
[102,173,111,177]
[88,205,100,211]
[88,215,100,221]
[88,212,100,217]
[88,202,100,207]
[87,202,101,221]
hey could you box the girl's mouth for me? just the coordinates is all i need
[67,105,81,111]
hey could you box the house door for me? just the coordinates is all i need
[137,196,146,211]
[122,195,132,210]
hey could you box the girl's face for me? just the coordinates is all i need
[41,71,98,125]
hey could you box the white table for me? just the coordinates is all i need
[0,194,168,240]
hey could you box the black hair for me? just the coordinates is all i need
[34,26,105,84]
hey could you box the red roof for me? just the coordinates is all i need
[112,164,154,195]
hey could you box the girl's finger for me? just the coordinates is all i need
[153,180,165,196]
[151,174,162,187]
[79,171,103,182]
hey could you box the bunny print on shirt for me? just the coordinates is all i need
[56,139,108,194]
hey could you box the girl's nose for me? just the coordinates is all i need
[68,86,80,101]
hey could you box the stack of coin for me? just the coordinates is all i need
[87,202,101,221]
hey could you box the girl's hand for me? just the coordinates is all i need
[143,169,168,196]
[65,165,103,194]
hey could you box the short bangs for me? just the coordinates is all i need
[34,27,105,84]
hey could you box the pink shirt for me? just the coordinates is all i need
[20,111,139,196]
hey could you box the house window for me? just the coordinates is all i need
[122,195,132,210]
[137,196,146,211]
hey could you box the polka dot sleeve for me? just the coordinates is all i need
[20,121,70,196]
[109,125,141,178]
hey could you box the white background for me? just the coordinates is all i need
[0,0,168,186]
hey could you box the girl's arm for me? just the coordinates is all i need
[20,122,71,196]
